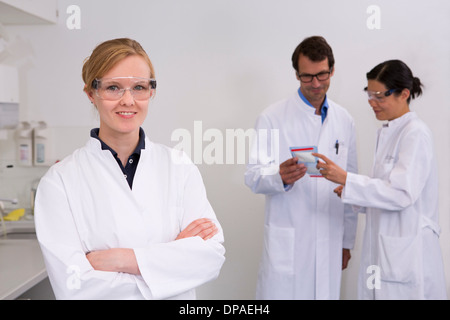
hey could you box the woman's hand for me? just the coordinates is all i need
[176,218,218,241]
[86,248,140,275]
[86,218,219,274]
[334,185,344,198]
[312,153,348,186]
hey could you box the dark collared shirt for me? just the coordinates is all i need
[90,128,145,189]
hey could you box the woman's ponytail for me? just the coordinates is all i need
[410,76,423,100]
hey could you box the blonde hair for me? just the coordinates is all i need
[82,38,155,93]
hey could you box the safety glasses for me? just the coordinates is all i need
[92,77,157,101]
[364,88,398,102]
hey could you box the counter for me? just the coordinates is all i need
[0,218,49,300]
[0,239,47,299]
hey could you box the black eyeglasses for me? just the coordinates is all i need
[297,69,333,83]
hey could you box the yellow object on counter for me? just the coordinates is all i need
[3,208,25,221]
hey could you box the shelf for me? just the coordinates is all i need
[0,0,57,25]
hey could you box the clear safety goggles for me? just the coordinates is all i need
[365,88,397,102]
[93,77,157,101]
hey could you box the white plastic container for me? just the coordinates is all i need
[17,121,32,166]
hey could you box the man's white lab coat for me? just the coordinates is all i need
[245,92,358,299]
[342,112,447,299]
[35,137,225,299]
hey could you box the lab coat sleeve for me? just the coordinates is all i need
[244,113,286,195]
[342,126,433,211]
[35,169,139,300]
[133,163,225,299]
[342,118,358,249]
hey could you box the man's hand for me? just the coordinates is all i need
[279,157,307,185]
[342,248,351,270]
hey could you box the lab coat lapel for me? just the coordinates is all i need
[315,111,332,299]
[129,139,182,244]
[90,137,151,211]
[83,138,149,248]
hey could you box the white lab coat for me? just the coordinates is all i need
[342,112,447,300]
[245,92,358,299]
[34,136,225,300]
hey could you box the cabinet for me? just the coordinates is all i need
[0,0,57,24]
[0,64,19,103]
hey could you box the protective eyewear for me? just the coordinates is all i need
[365,88,397,102]
[297,68,333,83]
[92,77,157,101]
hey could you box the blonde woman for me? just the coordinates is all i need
[35,38,225,299]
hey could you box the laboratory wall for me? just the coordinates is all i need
[1,0,449,299]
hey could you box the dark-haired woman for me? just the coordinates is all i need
[313,60,447,299]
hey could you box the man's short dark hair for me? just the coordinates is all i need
[291,36,335,73]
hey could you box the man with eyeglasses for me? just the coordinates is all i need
[245,36,358,300]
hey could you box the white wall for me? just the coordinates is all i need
[3,0,449,299]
